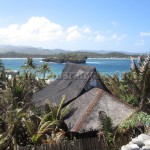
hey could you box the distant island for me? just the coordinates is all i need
[0,51,140,59]
[42,53,87,64]
[0,45,145,62]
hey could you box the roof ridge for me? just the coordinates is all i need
[71,89,104,132]
[66,63,95,69]
[99,88,137,110]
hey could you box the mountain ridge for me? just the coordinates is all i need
[0,45,148,55]
[0,45,68,55]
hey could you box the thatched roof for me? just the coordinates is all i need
[5,70,19,77]
[32,63,110,106]
[65,88,136,133]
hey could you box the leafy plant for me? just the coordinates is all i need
[0,59,6,90]
[101,55,150,112]
[97,111,114,149]
[118,112,150,133]
[22,95,71,145]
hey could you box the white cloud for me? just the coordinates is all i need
[0,17,63,45]
[94,32,127,43]
[82,26,91,33]
[134,40,145,46]
[66,26,78,33]
[140,32,150,37]
[66,30,82,41]
[65,25,82,41]
[65,25,91,41]
[0,16,127,49]
[0,17,92,45]
[111,21,118,26]
[111,33,127,41]
[95,34,107,42]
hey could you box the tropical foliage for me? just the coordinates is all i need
[0,58,65,149]
[20,95,70,145]
[21,57,37,72]
[43,53,87,63]
[98,56,150,149]
[0,60,6,90]
[118,112,150,134]
[37,62,56,81]
[100,55,150,113]
[97,111,113,149]
[0,56,149,149]
[0,95,70,149]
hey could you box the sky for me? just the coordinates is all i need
[0,0,150,53]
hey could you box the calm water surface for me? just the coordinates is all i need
[1,58,131,76]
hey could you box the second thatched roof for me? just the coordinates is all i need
[65,88,136,133]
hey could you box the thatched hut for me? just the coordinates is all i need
[32,63,110,106]
[5,70,19,78]
[65,88,136,137]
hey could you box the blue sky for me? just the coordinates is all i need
[0,0,150,53]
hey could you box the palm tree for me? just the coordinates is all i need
[19,57,44,91]
[37,62,56,86]
[21,57,37,73]
[38,62,51,79]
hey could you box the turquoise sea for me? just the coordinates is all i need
[1,58,132,76]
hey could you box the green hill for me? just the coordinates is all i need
[42,53,87,63]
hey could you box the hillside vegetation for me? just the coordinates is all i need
[75,51,133,58]
[42,52,140,63]
[0,50,140,59]
[42,53,87,63]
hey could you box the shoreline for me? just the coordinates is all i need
[0,57,43,59]
[87,57,138,60]
[0,57,135,60]
[87,57,130,60]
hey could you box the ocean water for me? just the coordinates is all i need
[1,58,131,77]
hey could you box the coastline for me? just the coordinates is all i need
[87,57,138,60]
[2,58,132,76]
[1,57,134,60]
[0,57,43,59]
[87,57,130,60]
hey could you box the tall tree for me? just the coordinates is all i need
[21,57,37,72]
[38,62,51,79]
